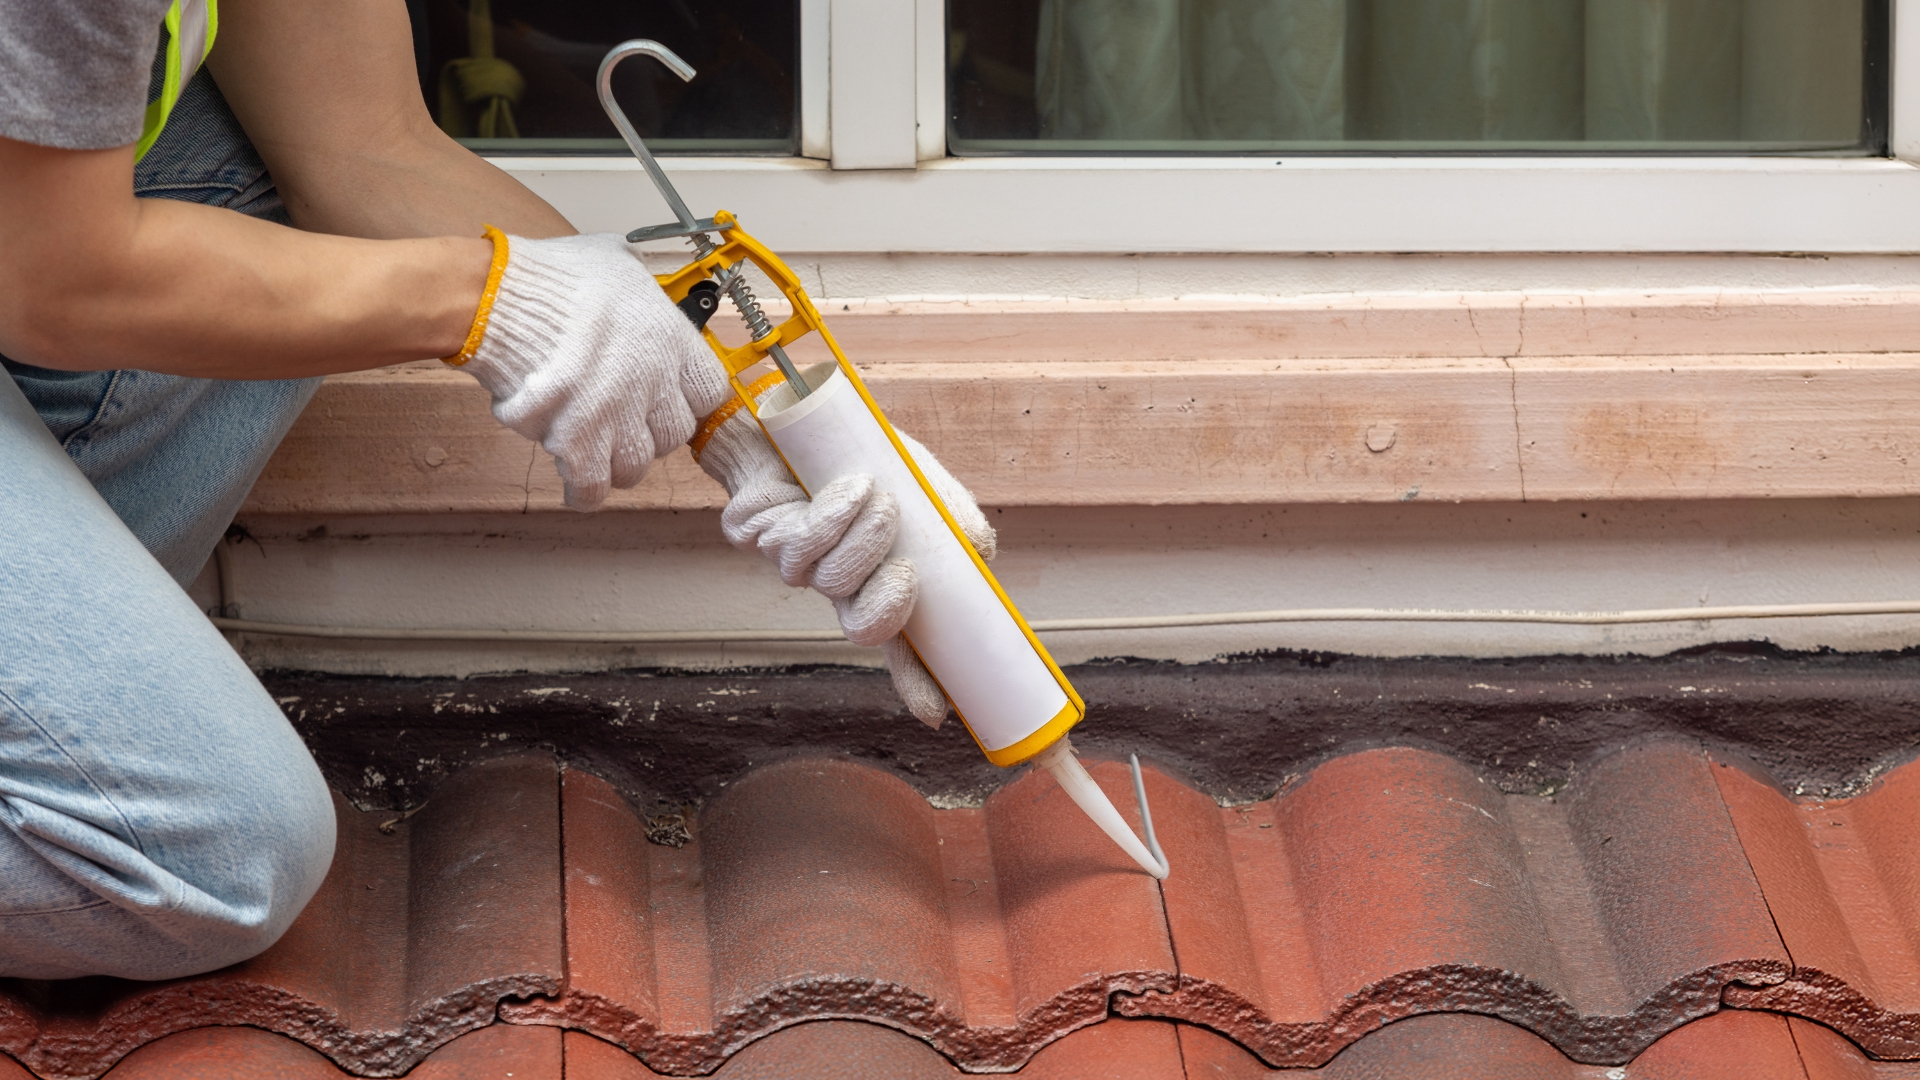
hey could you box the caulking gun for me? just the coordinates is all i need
[598,41,1168,880]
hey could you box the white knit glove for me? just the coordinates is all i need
[696,382,996,728]
[458,232,734,510]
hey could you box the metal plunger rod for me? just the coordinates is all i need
[595,40,809,399]
[761,344,809,396]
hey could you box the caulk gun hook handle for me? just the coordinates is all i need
[597,40,700,231]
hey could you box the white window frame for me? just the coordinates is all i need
[493,0,1920,254]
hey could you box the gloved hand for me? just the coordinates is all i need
[447,229,734,510]
[694,379,996,728]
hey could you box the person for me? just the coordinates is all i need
[0,0,977,981]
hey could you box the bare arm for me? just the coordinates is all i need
[0,0,571,379]
[206,0,574,242]
[0,138,489,378]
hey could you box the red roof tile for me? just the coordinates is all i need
[1117,741,1788,1065]
[85,1023,559,1080]
[0,756,563,1080]
[94,1028,347,1080]
[565,1018,1185,1079]
[9,742,1920,1078]
[1629,1009,1808,1080]
[41,1013,1917,1080]
[1180,1010,1910,1080]
[1179,1012,1602,1078]
[1715,755,1920,1058]
[1789,1015,1920,1080]
[509,759,1174,1072]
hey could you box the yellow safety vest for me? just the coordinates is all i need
[135,0,218,161]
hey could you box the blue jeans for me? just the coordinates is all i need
[0,69,335,980]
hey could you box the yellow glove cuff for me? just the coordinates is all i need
[690,370,787,463]
[441,225,510,367]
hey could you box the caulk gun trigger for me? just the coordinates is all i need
[676,280,722,331]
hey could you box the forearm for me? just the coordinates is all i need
[209,0,574,243]
[0,0,573,380]
[246,113,574,243]
[0,142,490,379]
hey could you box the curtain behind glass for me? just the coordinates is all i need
[1014,0,1866,148]
[1587,0,1742,141]
[1037,0,1183,139]
[1356,0,1583,141]
[1037,0,1343,140]
[1185,0,1346,140]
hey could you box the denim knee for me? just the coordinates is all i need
[0,773,334,981]
[152,706,338,976]
[149,749,338,976]
[0,689,338,981]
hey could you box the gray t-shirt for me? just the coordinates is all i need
[0,0,173,149]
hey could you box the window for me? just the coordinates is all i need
[410,0,799,153]
[948,0,1888,154]
[473,0,1920,255]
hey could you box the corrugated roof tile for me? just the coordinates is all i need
[1116,742,1789,1065]
[1718,755,1920,1057]
[8,741,1920,1078]
[0,756,562,1080]
[85,1022,560,1080]
[563,1018,1185,1079]
[507,759,1174,1072]
[1179,1009,1847,1080]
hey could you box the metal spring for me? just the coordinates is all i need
[688,232,809,396]
[722,269,776,341]
[688,235,774,341]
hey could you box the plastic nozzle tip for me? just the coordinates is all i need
[1034,738,1170,879]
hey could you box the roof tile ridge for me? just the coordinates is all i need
[1180,1005,1826,1076]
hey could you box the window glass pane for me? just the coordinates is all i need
[413,0,798,153]
[948,0,1887,153]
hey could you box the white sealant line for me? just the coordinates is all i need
[208,599,1920,643]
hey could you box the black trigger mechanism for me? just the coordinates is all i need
[676,280,722,330]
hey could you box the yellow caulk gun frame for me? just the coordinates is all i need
[597,40,1167,879]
